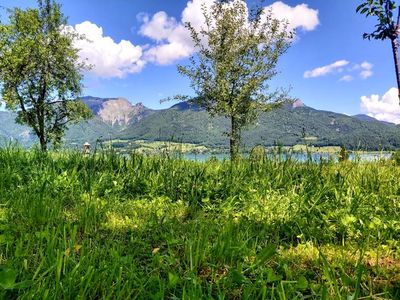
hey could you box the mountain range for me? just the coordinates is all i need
[0,96,399,151]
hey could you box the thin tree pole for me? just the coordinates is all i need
[393,6,400,104]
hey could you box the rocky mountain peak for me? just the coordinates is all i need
[98,98,133,126]
[292,99,305,108]
[81,96,152,127]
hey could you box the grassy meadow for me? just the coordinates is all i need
[0,146,399,299]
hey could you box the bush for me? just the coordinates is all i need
[391,150,400,165]
[338,145,349,162]
[249,145,266,162]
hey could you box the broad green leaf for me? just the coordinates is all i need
[296,276,308,290]
[0,268,17,289]
[266,268,282,283]
[168,272,179,288]
[12,280,33,289]
[256,244,277,265]
[230,268,246,284]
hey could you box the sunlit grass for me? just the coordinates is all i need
[0,146,399,298]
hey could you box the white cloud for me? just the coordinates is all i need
[339,75,354,82]
[359,61,373,79]
[139,11,179,42]
[305,60,374,81]
[360,70,373,79]
[70,21,145,78]
[360,88,400,123]
[265,1,319,32]
[67,1,320,77]
[181,0,215,31]
[139,0,211,65]
[140,0,319,65]
[144,42,194,65]
[350,61,374,79]
[361,61,373,70]
[139,8,197,65]
[304,60,349,78]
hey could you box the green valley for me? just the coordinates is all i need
[1,97,400,152]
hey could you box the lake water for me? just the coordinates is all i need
[183,152,392,162]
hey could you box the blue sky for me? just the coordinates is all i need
[1,0,399,122]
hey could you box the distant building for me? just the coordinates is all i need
[83,142,91,155]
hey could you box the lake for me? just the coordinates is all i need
[183,152,392,162]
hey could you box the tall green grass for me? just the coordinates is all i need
[0,146,399,299]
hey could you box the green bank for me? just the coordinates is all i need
[0,147,399,299]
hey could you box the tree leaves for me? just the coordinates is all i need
[357,0,400,103]
[0,0,91,151]
[176,0,292,159]
[357,0,398,41]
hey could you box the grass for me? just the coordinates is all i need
[0,146,399,299]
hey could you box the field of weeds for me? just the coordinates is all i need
[0,147,399,299]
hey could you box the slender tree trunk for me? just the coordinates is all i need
[38,100,47,152]
[230,115,240,161]
[394,7,400,104]
[391,37,400,104]
[39,134,47,151]
[38,111,47,151]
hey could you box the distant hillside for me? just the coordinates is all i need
[353,114,394,125]
[119,101,400,150]
[1,97,400,150]
[0,112,36,146]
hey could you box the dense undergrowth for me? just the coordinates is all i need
[0,147,399,299]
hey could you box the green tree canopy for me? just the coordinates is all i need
[177,0,292,160]
[357,0,400,102]
[0,0,92,151]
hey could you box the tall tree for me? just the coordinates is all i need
[0,0,92,151]
[177,0,292,160]
[357,0,400,102]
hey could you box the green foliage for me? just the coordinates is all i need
[0,147,400,298]
[338,145,350,162]
[0,0,92,151]
[357,0,398,40]
[249,145,266,162]
[177,0,292,159]
[391,149,400,164]
[357,0,400,101]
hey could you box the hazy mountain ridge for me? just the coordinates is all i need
[352,114,394,125]
[0,112,36,146]
[0,97,399,150]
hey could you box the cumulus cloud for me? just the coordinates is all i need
[140,0,319,65]
[265,1,319,32]
[139,11,179,42]
[304,60,349,78]
[69,21,145,78]
[138,0,211,65]
[67,1,320,77]
[360,88,400,123]
[139,9,197,65]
